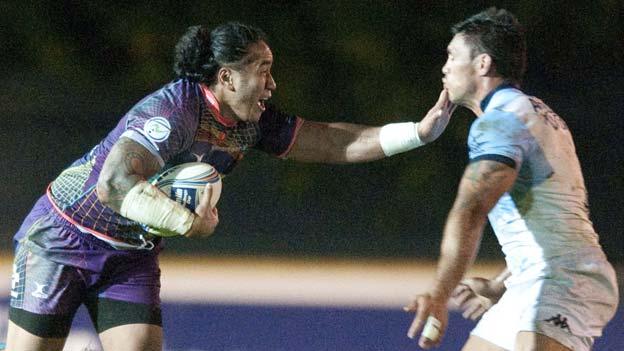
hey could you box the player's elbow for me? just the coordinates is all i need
[96,172,134,211]
[96,175,116,207]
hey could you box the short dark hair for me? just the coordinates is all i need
[173,22,267,85]
[452,7,527,85]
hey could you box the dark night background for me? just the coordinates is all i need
[0,1,622,263]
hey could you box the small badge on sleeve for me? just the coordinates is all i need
[144,117,171,143]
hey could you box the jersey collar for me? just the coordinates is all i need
[199,84,238,127]
[480,83,516,112]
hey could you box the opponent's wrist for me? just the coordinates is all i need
[378,122,424,156]
[120,181,194,237]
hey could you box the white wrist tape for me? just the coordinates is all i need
[120,181,194,237]
[378,122,424,156]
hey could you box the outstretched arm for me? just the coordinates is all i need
[286,90,456,163]
[404,160,517,349]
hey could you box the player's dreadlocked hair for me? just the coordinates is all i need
[173,22,267,85]
[452,7,527,86]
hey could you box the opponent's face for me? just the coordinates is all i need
[227,41,276,122]
[442,34,479,106]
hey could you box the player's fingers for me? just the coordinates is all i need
[407,316,424,339]
[462,301,480,319]
[205,183,213,200]
[467,305,486,320]
[403,298,419,312]
[434,89,449,107]
[408,297,430,339]
[451,283,469,298]
[403,305,416,313]
[449,103,458,115]
[452,290,473,307]
[419,316,443,348]
[210,206,219,221]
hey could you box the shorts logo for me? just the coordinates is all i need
[144,117,171,143]
[10,263,21,299]
[31,282,49,299]
[544,314,571,333]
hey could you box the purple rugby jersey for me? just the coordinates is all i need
[15,79,303,249]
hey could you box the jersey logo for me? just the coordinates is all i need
[144,117,171,143]
[192,153,206,162]
[544,314,571,333]
[31,282,50,299]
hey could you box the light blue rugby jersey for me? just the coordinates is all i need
[468,85,601,274]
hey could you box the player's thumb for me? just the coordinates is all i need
[434,89,449,108]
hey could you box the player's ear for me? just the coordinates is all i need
[476,53,494,77]
[217,68,235,91]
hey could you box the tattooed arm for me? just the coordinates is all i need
[405,160,517,347]
[97,137,162,210]
[97,137,218,238]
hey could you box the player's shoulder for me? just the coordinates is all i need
[128,79,201,118]
[152,78,201,105]
[469,107,529,145]
[488,87,536,118]
[472,109,520,133]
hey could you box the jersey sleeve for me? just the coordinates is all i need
[467,110,532,169]
[120,83,199,166]
[255,104,303,157]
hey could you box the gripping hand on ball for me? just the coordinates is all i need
[185,184,219,238]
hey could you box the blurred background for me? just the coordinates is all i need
[0,1,622,350]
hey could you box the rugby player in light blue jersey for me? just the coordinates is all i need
[404,8,618,351]
[5,22,455,351]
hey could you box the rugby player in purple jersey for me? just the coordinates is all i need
[6,22,455,350]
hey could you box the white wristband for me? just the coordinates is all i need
[378,122,424,156]
[120,181,194,237]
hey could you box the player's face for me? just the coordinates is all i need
[228,41,276,122]
[441,34,479,106]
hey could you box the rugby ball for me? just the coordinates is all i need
[151,162,222,211]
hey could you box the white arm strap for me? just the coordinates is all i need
[378,122,425,156]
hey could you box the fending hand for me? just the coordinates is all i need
[417,89,457,143]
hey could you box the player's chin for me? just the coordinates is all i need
[445,90,458,103]
[247,113,262,123]
[249,107,264,122]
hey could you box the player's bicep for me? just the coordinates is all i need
[97,137,162,208]
[453,159,518,215]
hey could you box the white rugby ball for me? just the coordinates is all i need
[151,162,222,211]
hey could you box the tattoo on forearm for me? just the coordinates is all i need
[105,139,161,208]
